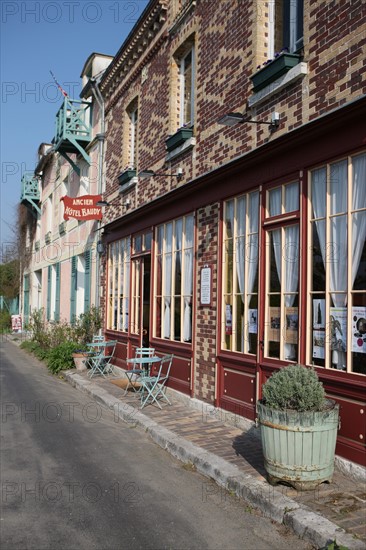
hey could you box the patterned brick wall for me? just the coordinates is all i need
[102,0,365,223]
[194,203,219,403]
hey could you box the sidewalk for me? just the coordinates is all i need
[63,368,366,550]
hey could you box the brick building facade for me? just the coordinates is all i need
[97,0,366,467]
[20,0,366,468]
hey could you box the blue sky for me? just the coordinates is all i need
[0,0,149,256]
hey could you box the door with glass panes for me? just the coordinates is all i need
[261,182,300,366]
[130,232,152,347]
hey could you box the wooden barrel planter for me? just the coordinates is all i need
[257,399,340,491]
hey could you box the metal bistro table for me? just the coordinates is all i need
[125,355,161,395]
[86,340,117,378]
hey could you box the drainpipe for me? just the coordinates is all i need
[89,78,105,313]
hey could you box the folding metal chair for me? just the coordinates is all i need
[139,354,173,409]
[88,340,117,378]
[124,347,155,395]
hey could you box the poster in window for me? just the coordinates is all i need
[352,306,366,354]
[285,307,298,344]
[225,304,232,335]
[313,299,325,329]
[248,309,258,334]
[330,307,347,352]
[312,330,325,359]
[269,307,280,342]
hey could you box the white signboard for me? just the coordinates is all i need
[200,267,211,305]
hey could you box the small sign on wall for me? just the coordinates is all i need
[200,265,212,306]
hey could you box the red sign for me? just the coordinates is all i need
[61,195,103,221]
[11,315,22,332]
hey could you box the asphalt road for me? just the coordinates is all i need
[1,339,314,550]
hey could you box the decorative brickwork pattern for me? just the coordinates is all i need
[194,203,219,404]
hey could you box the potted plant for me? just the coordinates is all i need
[250,51,301,92]
[72,349,90,372]
[257,364,340,491]
[166,126,193,152]
[118,166,136,186]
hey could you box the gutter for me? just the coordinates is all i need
[89,78,105,309]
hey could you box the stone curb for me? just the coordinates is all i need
[65,371,365,550]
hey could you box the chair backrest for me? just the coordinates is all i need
[93,335,104,342]
[159,354,174,378]
[136,347,155,357]
[103,340,117,356]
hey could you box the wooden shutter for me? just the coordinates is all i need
[47,266,51,320]
[55,263,61,321]
[70,256,77,322]
[84,250,91,312]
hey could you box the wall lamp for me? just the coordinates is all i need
[96,198,131,208]
[138,167,183,180]
[218,111,280,130]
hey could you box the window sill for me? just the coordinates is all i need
[165,136,196,162]
[248,62,308,108]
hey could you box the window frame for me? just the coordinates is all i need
[307,152,366,375]
[107,237,131,332]
[268,0,304,57]
[179,46,195,128]
[221,191,260,355]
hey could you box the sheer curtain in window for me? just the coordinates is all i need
[352,154,366,285]
[163,224,173,338]
[284,224,299,359]
[183,216,194,341]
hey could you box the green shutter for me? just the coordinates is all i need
[23,275,30,323]
[70,256,77,323]
[84,250,91,312]
[55,263,61,321]
[47,266,51,320]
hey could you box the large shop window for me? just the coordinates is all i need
[107,237,131,331]
[222,192,260,354]
[155,215,194,342]
[309,153,366,375]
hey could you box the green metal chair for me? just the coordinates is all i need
[88,340,117,378]
[124,347,155,395]
[139,354,173,409]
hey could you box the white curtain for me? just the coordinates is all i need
[236,197,246,298]
[269,187,281,217]
[236,197,246,350]
[247,193,259,343]
[284,225,299,359]
[330,161,348,305]
[175,219,183,341]
[311,168,327,268]
[352,154,366,286]
[272,229,282,283]
[285,182,299,213]
[248,192,259,296]
[163,223,173,338]
[183,216,194,341]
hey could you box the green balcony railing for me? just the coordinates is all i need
[54,97,92,168]
[20,173,41,215]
